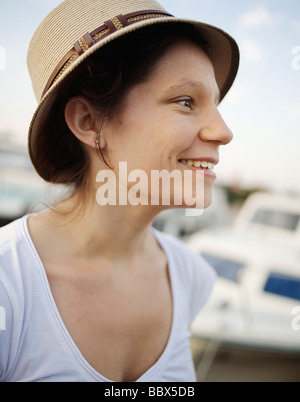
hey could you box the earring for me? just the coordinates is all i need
[95,138,103,149]
[95,137,111,168]
[96,137,106,150]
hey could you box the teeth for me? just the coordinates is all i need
[179,159,215,170]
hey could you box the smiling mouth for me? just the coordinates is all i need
[178,159,216,171]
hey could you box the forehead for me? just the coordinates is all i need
[143,39,220,103]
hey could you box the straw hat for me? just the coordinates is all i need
[27,0,239,179]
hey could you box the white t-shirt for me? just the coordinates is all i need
[0,215,215,382]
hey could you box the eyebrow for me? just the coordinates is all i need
[163,80,220,105]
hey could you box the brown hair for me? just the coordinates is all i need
[36,23,207,199]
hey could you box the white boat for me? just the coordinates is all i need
[153,185,230,240]
[188,191,300,353]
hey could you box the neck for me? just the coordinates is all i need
[50,191,163,264]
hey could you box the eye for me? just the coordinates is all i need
[177,98,193,109]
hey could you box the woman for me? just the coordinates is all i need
[0,0,239,382]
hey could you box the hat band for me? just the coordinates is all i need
[42,9,173,98]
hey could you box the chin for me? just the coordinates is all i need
[203,191,213,208]
[159,182,214,210]
[191,186,214,210]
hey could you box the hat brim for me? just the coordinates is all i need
[28,17,239,179]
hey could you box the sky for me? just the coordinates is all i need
[0,0,299,194]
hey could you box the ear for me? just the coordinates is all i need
[64,97,100,148]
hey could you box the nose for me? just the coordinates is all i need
[198,106,233,145]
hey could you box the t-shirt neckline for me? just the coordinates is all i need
[21,214,177,382]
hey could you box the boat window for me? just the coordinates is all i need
[264,272,300,301]
[251,209,300,231]
[202,253,244,282]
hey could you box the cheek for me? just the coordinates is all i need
[163,114,198,145]
[111,104,198,167]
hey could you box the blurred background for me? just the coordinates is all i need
[1,0,300,381]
